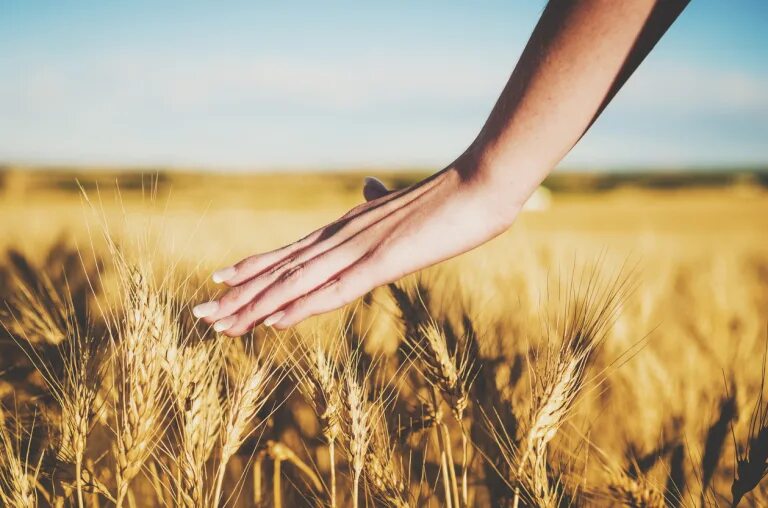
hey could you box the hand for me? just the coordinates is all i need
[193,165,520,335]
[191,0,686,336]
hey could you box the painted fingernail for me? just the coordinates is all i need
[263,311,285,327]
[213,316,237,333]
[192,301,219,318]
[212,266,237,284]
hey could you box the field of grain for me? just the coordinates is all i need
[0,168,766,507]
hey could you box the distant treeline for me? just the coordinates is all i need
[543,169,768,192]
[1,165,766,195]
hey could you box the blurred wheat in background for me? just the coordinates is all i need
[0,168,766,507]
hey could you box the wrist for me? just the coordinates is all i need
[437,161,523,233]
[452,145,539,217]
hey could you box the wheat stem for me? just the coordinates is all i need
[352,473,360,508]
[273,458,282,508]
[431,389,454,508]
[436,428,453,508]
[460,427,469,507]
[441,422,461,507]
[253,453,264,506]
[329,439,337,508]
[213,465,227,508]
[75,457,84,508]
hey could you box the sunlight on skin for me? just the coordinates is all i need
[193,0,689,335]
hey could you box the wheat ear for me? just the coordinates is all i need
[112,266,173,507]
[513,267,632,508]
[364,409,409,508]
[212,340,281,507]
[414,322,475,506]
[731,340,768,507]
[0,407,37,508]
[292,330,343,507]
[169,340,223,508]
[55,332,101,508]
[343,350,379,508]
[606,468,666,508]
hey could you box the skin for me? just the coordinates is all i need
[194,0,689,336]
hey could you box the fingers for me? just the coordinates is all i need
[214,231,322,287]
[193,175,396,334]
[209,175,388,289]
[267,256,386,329]
[363,176,390,202]
[217,246,368,336]
[267,280,357,329]
[198,265,284,324]
[201,250,318,324]
[198,217,375,324]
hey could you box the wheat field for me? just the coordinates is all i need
[0,168,766,507]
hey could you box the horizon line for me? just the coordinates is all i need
[2,161,767,175]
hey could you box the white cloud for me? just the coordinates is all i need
[0,49,508,115]
[615,62,768,114]
[1,49,766,168]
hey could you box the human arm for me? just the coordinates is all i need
[194,0,688,335]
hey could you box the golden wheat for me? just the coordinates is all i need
[112,265,173,507]
[0,407,37,508]
[0,178,766,507]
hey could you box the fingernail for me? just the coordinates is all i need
[192,301,219,318]
[263,311,285,327]
[212,266,237,284]
[213,316,237,333]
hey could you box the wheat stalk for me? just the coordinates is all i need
[606,469,666,508]
[364,410,410,508]
[168,340,223,508]
[0,407,38,508]
[291,330,344,507]
[56,336,101,508]
[414,322,473,422]
[263,440,323,508]
[731,342,768,507]
[112,265,173,507]
[700,389,737,504]
[4,275,102,508]
[498,267,632,508]
[212,339,282,507]
[343,351,379,508]
[1,269,72,346]
[415,322,476,506]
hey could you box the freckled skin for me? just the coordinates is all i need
[195,0,688,335]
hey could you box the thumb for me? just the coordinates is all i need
[362,176,390,202]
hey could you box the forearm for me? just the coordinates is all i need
[462,0,687,207]
[198,0,689,332]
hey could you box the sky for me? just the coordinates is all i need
[0,1,766,172]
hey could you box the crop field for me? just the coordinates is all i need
[0,168,766,507]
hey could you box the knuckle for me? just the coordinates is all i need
[352,252,381,281]
[231,302,262,328]
[360,248,382,267]
[268,255,296,277]
[278,262,305,284]
[327,277,348,299]
[220,285,245,307]
[242,298,263,318]
[282,298,310,324]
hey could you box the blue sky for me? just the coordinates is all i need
[1,1,766,171]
